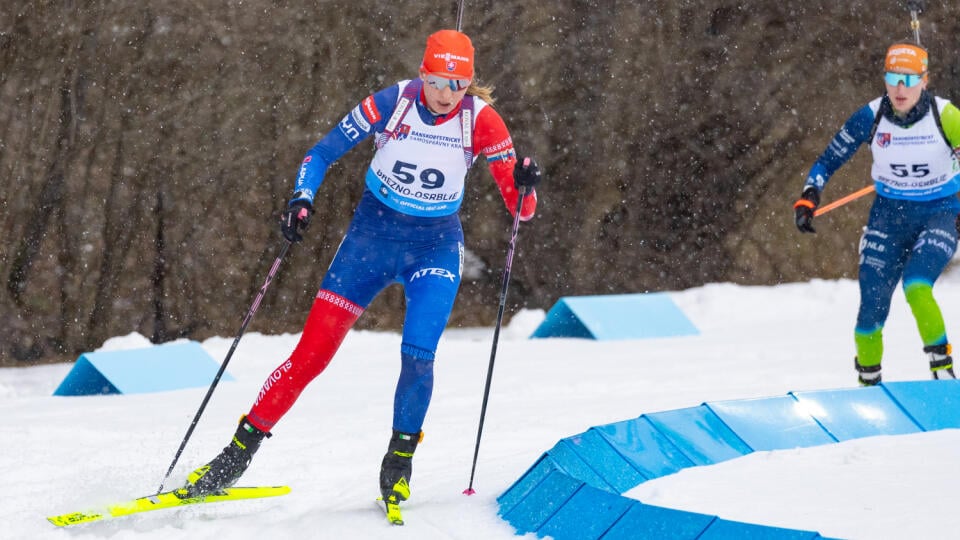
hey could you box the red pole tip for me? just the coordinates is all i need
[463,488,476,496]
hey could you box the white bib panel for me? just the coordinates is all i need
[366,81,486,216]
[870,97,960,200]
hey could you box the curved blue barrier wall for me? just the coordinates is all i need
[498,380,960,539]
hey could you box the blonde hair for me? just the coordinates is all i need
[467,81,496,105]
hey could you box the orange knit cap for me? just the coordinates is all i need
[885,43,928,74]
[421,30,474,79]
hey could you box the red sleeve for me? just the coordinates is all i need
[473,105,537,220]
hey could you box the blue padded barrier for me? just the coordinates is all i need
[882,380,960,430]
[498,454,560,517]
[528,298,594,339]
[537,483,634,539]
[559,430,647,493]
[599,502,716,540]
[530,293,699,340]
[499,469,583,535]
[643,405,752,466]
[499,382,959,539]
[542,439,616,493]
[789,387,922,441]
[53,341,233,396]
[697,519,824,539]
[592,417,695,480]
[706,396,837,451]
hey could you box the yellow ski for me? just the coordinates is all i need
[47,485,290,527]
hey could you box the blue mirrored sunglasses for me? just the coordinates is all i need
[424,74,471,92]
[884,71,924,87]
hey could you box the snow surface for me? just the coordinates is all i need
[5,273,960,540]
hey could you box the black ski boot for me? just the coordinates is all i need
[926,344,956,380]
[855,357,881,386]
[181,416,271,498]
[379,429,421,504]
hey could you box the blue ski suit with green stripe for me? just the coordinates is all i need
[803,91,960,368]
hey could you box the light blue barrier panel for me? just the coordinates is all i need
[545,439,617,493]
[644,405,752,466]
[528,298,593,339]
[789,387,922,441]
[499,469,583,535]
[53,355,121,395]
[537,483,634,539]
[706,396,837,451]
[559,429,648,493]
[600,502,716,540]
[698,519,823,539]
[883,380,960,430]
[498,454,560,516]
[53,341,232,396]
[530,293,699,340]
[593,417,695,480]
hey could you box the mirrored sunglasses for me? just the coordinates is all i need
[424,74,471,92]
[884,71,924,88]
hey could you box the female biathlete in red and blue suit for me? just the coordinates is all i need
[794,42,960,385]
[183,30,541,511]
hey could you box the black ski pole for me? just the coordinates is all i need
[156,239,292,493]
[464,183,529,495]
[906,0,924,45]
[455,0,466,31]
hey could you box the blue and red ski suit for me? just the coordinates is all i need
[246,80,536,435]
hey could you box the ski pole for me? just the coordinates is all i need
[455,0,466,31]
[156,239,292,493]
[813,185,875,217]
[464,180,529,496]
[906,0,924,45]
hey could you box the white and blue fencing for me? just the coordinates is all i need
[498,380,960,539]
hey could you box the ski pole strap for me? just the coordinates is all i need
[868,97,890,144]
[460,96,475,168]
[376,79,421,151]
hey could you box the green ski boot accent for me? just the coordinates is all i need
[183,415,271,498]
[379,429,420,504]
[926,344,956,380]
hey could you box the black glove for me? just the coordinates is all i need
[793,187,820,234]
[280,200,313,243]
[513,157,541,193]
